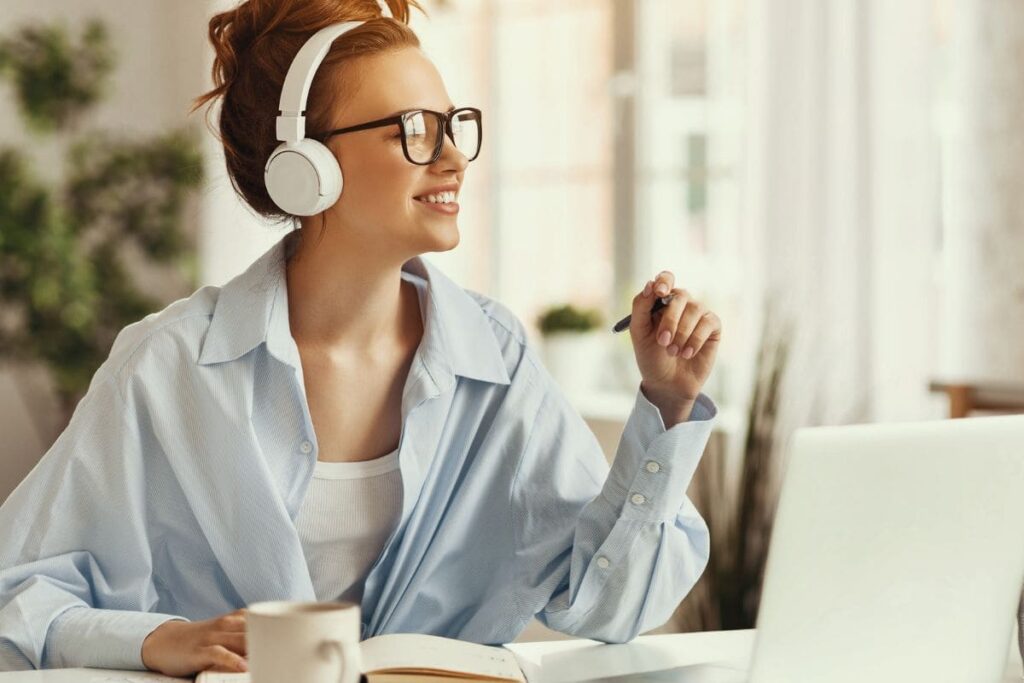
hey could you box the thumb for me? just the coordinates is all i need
[629,280,658,340]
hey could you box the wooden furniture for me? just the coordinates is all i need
[929,379,1024,419]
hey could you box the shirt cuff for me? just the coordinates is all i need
[635,385,719,437]
[45,606,190,670]
[599,386,718,522]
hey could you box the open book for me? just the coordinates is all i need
[195,633,528,683]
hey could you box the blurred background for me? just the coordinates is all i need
[2,0,1023,641]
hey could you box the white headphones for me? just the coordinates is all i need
[263,3,393,216]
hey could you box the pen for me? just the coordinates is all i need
[612,294,675,333]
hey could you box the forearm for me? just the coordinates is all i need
[531,387,718,641]
[535,493,710,642]
[45,605,187,670]
[0,570,184,671]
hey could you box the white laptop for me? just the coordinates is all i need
[36,417,1024,683]
[684,413,1024,683]
[508,414,1024,683]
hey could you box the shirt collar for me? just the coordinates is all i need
[197,234,511,389]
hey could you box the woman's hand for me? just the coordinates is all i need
[141,608,248,677]
[629,270,722,426]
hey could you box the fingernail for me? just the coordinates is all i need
[656,284,669,296]
[667,344,679,356]
[683,347,694,359]
[658,330,671,346]
[643,281,652,297]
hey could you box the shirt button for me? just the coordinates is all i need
[631,493,647,506]
[645,461,661,473]
[596,557,610,569]
[300,440,313,454]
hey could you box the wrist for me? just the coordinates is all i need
[640,382,696,427]
[141,625,163,671]
[141,619,181,673]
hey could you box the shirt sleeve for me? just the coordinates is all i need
[0,370,189,671]
[509,364,716,644]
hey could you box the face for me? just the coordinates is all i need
[314,47,470,260]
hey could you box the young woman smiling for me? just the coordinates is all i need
[0,0,722,675]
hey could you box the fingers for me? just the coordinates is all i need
[653,288,721,358]
[653,288,692,351]
[632,271,678,336]
[668,296,706,356]
[208,612,247,656]
[633,272,720,359]
[201,611,248,664]
[202,644,248,673]
[652,271,674,298]
[215,613,247,631]
[202,608,249,673]
[679,311,721,358]
[211,631,248,656]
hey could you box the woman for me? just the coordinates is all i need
[0,0,723,676]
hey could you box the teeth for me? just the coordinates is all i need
[417,191,456,204]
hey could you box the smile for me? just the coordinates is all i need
[413,195,459,214]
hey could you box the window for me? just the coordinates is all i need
[416,0,615,346]
[415,0,745,406]
[631,0,746,404]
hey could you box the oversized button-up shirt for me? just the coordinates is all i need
[0,234,717,670]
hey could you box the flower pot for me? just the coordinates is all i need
[540,330,606,396]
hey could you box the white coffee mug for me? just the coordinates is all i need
[247,600,362,683]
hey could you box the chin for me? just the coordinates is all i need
[425,220,460,253]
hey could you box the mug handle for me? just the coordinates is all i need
[319,639,363,683]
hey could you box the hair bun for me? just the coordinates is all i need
[198,3,261,103]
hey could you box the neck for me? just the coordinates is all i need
[284,229,420,360]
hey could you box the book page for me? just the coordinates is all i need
[367,674,514,683]
[361,634,525,682]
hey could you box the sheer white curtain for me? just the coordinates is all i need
[742,0,944,429]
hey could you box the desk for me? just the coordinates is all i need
[511,629,1024,682]
[0,630,1020,682]
[929,379,1024,418]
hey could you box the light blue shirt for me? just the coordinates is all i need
[0,234,717,671]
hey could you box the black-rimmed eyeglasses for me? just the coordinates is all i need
[311,107,482,166]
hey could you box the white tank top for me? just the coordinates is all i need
[296,449,403,604]
[296,269,424,604]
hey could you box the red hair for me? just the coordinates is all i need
[191,0,425,233]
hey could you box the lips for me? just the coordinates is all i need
[414,191,456,204]
[413,195,459,214]
[413,184,460,199]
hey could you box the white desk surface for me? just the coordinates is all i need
[0,629,1021,682]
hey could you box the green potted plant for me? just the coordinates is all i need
[535,303,606,395]
[0,18,203,439]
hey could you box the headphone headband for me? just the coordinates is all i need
[275,20,367,143]
[265,3,395,216]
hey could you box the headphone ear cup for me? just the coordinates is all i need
[264,139,343,216]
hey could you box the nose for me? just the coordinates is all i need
[434,132,469,173]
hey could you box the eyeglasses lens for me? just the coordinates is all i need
[402,110,480,164]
